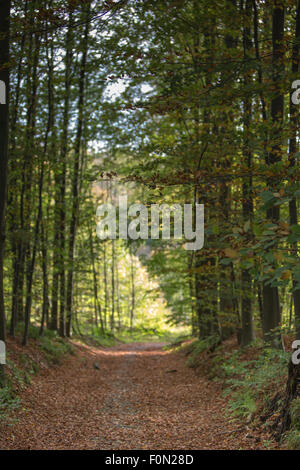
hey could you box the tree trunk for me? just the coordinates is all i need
[39,217,49,336]
[241,0,255,347]
[130,249,135,332]
[19,3,40,331]
[66,2,91,337]
[59,9,73,338]
[103,241,108,330]
[0,0,11,385]
[115,246,121,331]
[289,0,300,341]
[90,225,104,334]
[9,0,28,337]
[22,19,54,346]
[262,0,285,349]
[111,240,115,332]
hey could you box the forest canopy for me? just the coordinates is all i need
[0,0,300,419]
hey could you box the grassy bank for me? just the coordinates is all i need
[180,336,300,449]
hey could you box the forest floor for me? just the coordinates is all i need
[0,340,277,450]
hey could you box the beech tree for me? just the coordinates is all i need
[0,0,11,385]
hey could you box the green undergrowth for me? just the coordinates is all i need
[183,336,220,367]
[164,334,194,350]
[118,326,189,344]
[17,324,74,365]
[284,399,300,450]
[183,337,290,423]
[221,347,289,421]
[73,326,189,347]
[0,386,20,423]
[75,330,117,348]
[39,335,73,364]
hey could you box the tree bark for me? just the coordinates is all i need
[262,0,285,349]
[90,224,104,334]
[9,0,28,337]
[130,249,135,332]
[66,2,91,337]
[59,9,73,338]
[14,2,38,328]
[241,0,255,347]
[111,240,115,332]
[22,17,54,346]
[289,0,300,341]
[0,0,11,385]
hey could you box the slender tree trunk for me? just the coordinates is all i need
[66,2,91,337]
[252,0,267,122]
[130,250,135,332]
[50,8,73,334]
[111,240,115,332]
[9,0,28,336]
[116,252,121,331]
[15,5,38,327]
[59,10,73,338]
[289,0,300,341]
[241,0,255,347]
[90,225,104,334]
[188,253,197,336]
[0,0,11,386]
[217,4,238,339]
[193,20,219,340]
[39,217,49,336]
[22,21,54,346]
[103,242,108,330]
[262,0,285,348]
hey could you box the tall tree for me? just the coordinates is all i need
[0,0,11,385]
[22,15,55,346]
[66,1,91,337]
[241,0,255,347]
[289,0,300,341]
[262,0,285,348]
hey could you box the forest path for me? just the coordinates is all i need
[0,341,270,450]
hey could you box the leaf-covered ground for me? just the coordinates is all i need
[0,342,275,450]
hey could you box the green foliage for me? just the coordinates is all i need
[17,353,40,378]
[220,348,289,420]
[164,333,193,349]
[185,336,220,368]
[6,360,26,389]
[184,338,290,420]
[13,323,74,365]
[81,331,117,348]
[118,326,189,344]
[0,387,20,421]
[290,398,300,430]
[227,391,257,419]
[39,337,73,365]
[284,398,300,449]
[285,429,300,450]
[14,323,57,341]
[4,0,300,361]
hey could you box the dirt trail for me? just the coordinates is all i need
[0,342,272,450]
